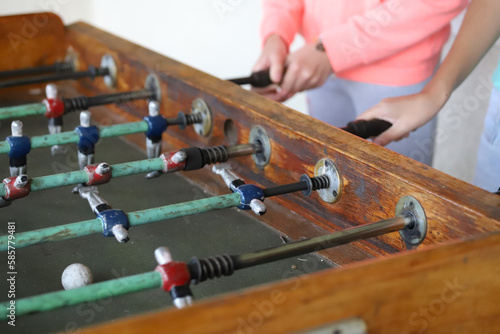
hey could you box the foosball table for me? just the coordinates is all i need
[0,13,499,334]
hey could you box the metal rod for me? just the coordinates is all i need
[166,117,183,126]
[0,61,73,79]
[0,158,165,197]
[81,89,152,110]
[29,131,80,150]
[0,67,109,89]
[262,174,329,198]
[0,103,47,120]
[29,170,90,192]
[0,143,256,197]
[226,143,259,158]
[0,215,414,318]
[262,181,309,198]
[0,193,242,251]
[0,121,149,155]
[0,89,153,121]
[126,193,240,227]
[99,121,148,138]
[0,271,162,318]
[233,216,412,269]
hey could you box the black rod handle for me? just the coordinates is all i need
[228,69,273,88]
[188,215,411,285]
[86,89,152,108]
[166,112,202,129]
[262,181,309,198]
[262,175,329,198]
[341,119,392,139]
[62,89,153,114]
[0,61,73,80]
[234,216,410,269]
[0,66,109,89]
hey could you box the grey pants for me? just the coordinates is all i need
[306,75,437,165]
[473,87,500,192]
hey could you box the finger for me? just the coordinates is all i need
[289,73,308,93]
[372,126,408,146]
[302,74,328,92]
[252,55,270,72]
[279,62,298,95]
[262,90,291,101]
[251,85,279,95]
[356,104,386,121]
[298,74,321,92]
[269,54,285,83]
[256,89,281,100]
[275,90,295,102]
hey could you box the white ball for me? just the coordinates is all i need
[61,263,93,290]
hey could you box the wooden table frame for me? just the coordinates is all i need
[1,13,499,333]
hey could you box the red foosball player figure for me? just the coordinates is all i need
[43,83,67,155]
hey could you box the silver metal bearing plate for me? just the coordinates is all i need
[249,125,271,168]
[314,158,342,203]
[145,74,162,102]
[395,195,427,247]
[191,98,213,137]
[100,54,117,88]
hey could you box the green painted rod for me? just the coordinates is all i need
[0,141,9,153]
[0,192,241,251]
[0,158,165,197]
[110,158,164,178]
[30,131,80,150]
[0,103,46,120]
[99,121,148,138]
[29,170,89,192]
[0,121,148,154]
[0,271,162,319]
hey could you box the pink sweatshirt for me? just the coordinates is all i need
[261,0,469,86]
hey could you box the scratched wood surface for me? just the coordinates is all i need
[62,22,500,265]
[81,230,500,334]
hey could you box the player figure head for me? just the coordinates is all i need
[45,83,58,99]
[11,120,23,137]
[96,162,110,175]
[80,110,91,127]
[14,174,29,188]
[149,101,160,117]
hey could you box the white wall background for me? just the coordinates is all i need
[1,1,497,184]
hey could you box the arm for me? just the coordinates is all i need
[323,0,468,73]
[258,0,468,102]
[252,0,304,100]
[259,0,304,50]
[357,0,500,146]
[254,0,328,102]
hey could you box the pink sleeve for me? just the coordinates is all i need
[260,0,304,48]
[322,0,469,72]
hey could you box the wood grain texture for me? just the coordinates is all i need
[0,13,67,71]
[64,22,500,265]
[80,231,500,334]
